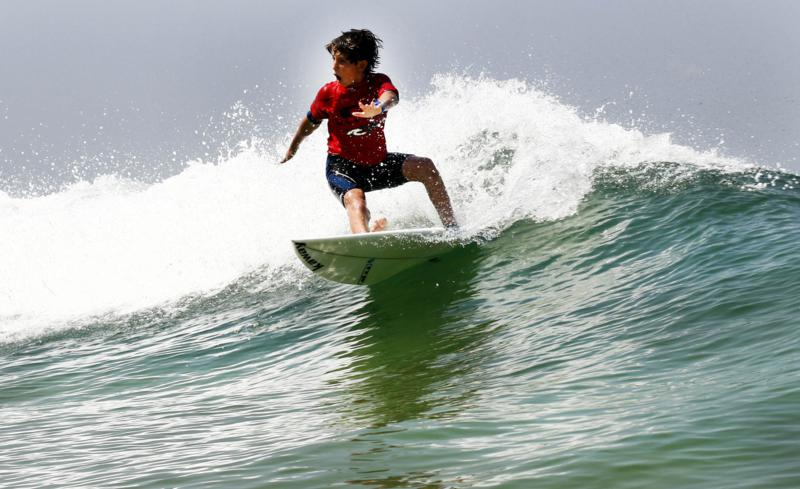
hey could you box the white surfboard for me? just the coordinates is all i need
[292,227,457,285]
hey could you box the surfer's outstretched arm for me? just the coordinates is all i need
[281,116,320,163]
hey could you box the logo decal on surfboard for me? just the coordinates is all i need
[358,258,375,284]
[293,242,325,271]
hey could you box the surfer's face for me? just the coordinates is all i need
[332,50,367,88]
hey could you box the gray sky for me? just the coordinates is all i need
[1,0,799,191]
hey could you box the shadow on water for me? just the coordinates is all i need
[321,244,500,487]
[331,244,489,427]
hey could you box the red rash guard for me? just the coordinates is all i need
[308,73,398,166]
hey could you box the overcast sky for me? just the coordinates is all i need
[1,0,798,190]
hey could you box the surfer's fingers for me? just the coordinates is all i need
[353,103,378,118]
[280,148,296,163]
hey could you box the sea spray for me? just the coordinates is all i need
[0,74,749,338]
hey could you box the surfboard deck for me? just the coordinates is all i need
[292,227,457,285]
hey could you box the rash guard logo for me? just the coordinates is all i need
[347,127,368,137]
[346,120,382,137]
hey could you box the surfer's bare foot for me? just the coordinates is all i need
[370,217,388,232]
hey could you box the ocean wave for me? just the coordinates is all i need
[0,74,769,340]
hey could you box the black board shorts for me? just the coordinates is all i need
[326,153,410,205]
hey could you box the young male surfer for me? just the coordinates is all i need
[281,29,457,233]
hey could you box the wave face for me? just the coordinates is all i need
[2,75,799,488]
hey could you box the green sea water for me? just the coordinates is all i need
[2,165,799,488]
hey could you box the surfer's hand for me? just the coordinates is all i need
[352,100,382,119]
[281,146,297,163]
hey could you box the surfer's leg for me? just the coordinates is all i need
[402,156,458,228]
[328,155,385,233]
[343,188,385,233]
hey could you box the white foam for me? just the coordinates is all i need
[0,74,748,340]
[368,75,747,232]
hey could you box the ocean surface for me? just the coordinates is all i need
[2,76,799,488]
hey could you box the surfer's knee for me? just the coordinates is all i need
[343,188,367,210]
[403,156,440,184]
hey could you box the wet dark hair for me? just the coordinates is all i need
[325,29,383,73]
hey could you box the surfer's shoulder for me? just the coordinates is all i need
[317,81,341,93]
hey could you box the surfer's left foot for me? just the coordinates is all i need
[370,217,388,232]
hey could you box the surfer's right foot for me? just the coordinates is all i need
[370,217,388,232]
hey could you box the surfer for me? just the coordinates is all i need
[281,29,457,233]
